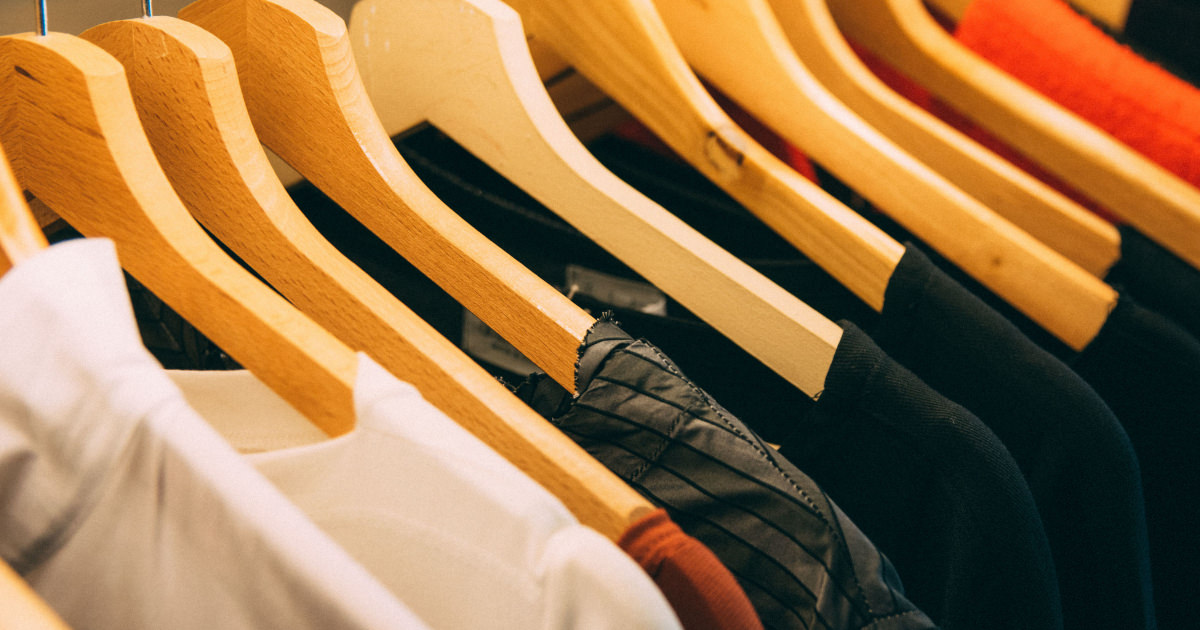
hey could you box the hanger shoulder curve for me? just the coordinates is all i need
[500,0,905,313]
[767,0,1122,277]
[76,14,653,539]
[0,31,358,435]
[179,0,594,392]
[172,0,658,536]
[831,0,1200,273]
[651,0,1116,350]
[350,0,842,397]
[0,144,46,276]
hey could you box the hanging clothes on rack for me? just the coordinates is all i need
[2,0,1196,629]
[165,361,685,630]
[0,238,428,630]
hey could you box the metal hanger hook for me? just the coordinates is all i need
[36,0,48,35]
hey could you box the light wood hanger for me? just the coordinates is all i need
[766,0,1123,278]
[829,0,1200,272]
[0,30,359,436]
[0,143,46,276]
[349,0,841,397]
[178,0,594,392]
[473,0,906,315]
[649,0,1116,350]
[505,22,1121,279]
[0,560,70,630]
[932,0,1134,33]
[78,13,652,542]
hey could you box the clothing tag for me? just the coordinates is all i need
[460,310,540,376]
[564,265,668,316]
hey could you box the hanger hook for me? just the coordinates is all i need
[143,0,154,18]
[35,0,47,35]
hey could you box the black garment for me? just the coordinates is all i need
[287,131,1055,628]
[1105,225,1200,340]
[584,134,1155,630]
[295,127,1144,630]
[1123,0,1200,85]
[859,248,1155,630]
[1063,297,1200,630]
[518,320,949,630]
[133,125,1139,629]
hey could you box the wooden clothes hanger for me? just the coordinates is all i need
[77,12,651,542]
[828,0,1200,273]
[349,0,842,398]
[938,0,1134,33]
[765,0,1123,278]
[177,0,594,392]
[0,143,46,276]
[471,0,907,317]
[0,560,70,630]
[648,0,1116,350]
[0,26,359,435]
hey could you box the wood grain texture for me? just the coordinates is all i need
[171,0,652,539]
[769,0,1122,278]
[0,143,46,276]
[652,0,1115,350]
[350,0,841,397]
[831,0,1200,273]
[178,0,593,392]
[0,31,359,435]
[0,560,70,630]
[499,0,905,313]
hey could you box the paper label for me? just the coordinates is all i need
[565,265,668,316]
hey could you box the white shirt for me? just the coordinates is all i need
[0,239,427,630]
[171,356,684,630]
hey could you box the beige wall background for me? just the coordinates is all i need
[0,0,357,35]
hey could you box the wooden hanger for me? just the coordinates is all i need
[77,13,651,542]
[503,8,1121,279]
[178,0,594,392]
[455,0,906,316]
[766,0,1123,278]
[349,0,841,397]
[932,0,1133,32]
[829,0,1200,272]
[0,30,360,435]
[0,560,70,630]
[649,0,1116,350]
[0,143,46,276]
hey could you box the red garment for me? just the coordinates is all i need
[854,0,1200,224]
[956,0,1200,188]
[619,509,764,630]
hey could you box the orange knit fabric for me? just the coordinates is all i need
[619,509,764,630]
[955,0,1200,190]
[854,0,1200,224]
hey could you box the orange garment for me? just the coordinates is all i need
[955,0,1200,188]
[619,509,764,630]
[854,0,1200,224]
